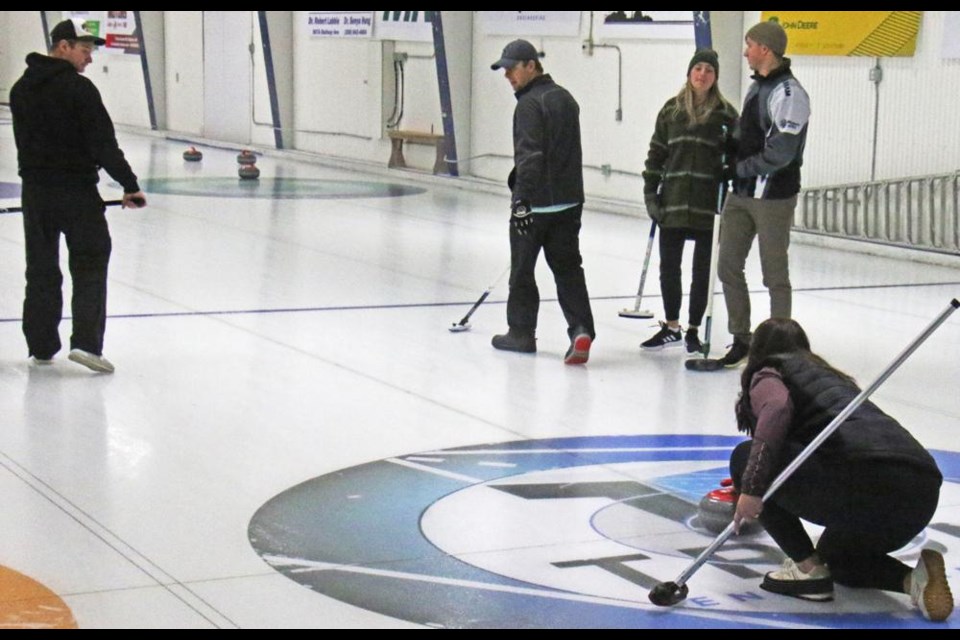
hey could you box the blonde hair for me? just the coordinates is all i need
[670,77,729,127]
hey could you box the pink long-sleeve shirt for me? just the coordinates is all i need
[741,367,793,496]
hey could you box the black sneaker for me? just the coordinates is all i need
[684,328,703,354]
[717,337,750,368]
[492,329,536,353]
[640,322,683,351]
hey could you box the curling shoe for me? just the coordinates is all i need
[760,558,834,602]
[564,327,592,365]
[68,349,115,374]
[717,337,750,368]
[910,549,954,622]
[492,329,536,354]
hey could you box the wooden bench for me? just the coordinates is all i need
[387,129,447,175]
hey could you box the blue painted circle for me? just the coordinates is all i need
[248,435,960,628]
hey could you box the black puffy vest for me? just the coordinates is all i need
[759,355,941,477]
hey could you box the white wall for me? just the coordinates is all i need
[872,13,960,181]
[470,13,703,203]
[5,11,960,199]
[0,11,8,98]
[252,12,294,149]
[140,11,165,130]
[203,11,252,144]
[251,11,274,148]
[746,10,960,188]
[165,11,203,135]
[82,12,151,129]
[710,11,745,109]
[291,12,382,158]
[391,39,444,170]
[438,11,473,175]
[1,11,150,127]
[1,11,46,103]
[86,51,151,129]
[467,10,960,197]
[288,11,444,168]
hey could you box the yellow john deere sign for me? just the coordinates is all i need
[760,11,922,57]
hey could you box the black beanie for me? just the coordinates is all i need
[688,48,719,78]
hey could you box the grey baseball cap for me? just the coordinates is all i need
[491,39,539,70]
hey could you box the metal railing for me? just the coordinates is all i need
[797,172,960,254]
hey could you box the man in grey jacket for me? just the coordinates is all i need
[490,39,595,365]
[715,20,811,367]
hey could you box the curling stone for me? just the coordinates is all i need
[696,479,761,535]
[183,146,203,162]
[236,149,258,165]
[238,164,260,180]
[237,164,260,180]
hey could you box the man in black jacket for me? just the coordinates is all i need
[10,18,146,373]
[490,39,595,365]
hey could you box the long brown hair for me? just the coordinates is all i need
[740,318,857,401]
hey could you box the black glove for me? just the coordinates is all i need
[644,194,664,223]
[511,199,533,235]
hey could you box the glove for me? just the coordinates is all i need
[511,199,534,235]
[123,192,147,208]
[644,194,664,223]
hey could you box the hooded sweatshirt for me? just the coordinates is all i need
[10,53,139,192]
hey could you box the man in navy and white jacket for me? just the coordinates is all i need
[715,19,811,368]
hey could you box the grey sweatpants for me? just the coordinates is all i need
[717,193,797,340]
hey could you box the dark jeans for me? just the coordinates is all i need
[507,205,594,339]
[22,183,112,358]
[658,226,713,326]
[730,440,940,592]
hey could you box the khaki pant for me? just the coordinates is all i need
[717,193,796,340]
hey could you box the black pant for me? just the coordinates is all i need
[730,440,940,592]
[658,226,713,326]
[507,205,594,339]
[22,183,112,358]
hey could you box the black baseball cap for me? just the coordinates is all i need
[491,39,539,70]
[50,19,106,46]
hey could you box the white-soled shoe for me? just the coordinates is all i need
[640,322,683,351]
[68,349,115,374]
[910,549,954,622]
[760,557,834,602]
[31,356,54,366]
